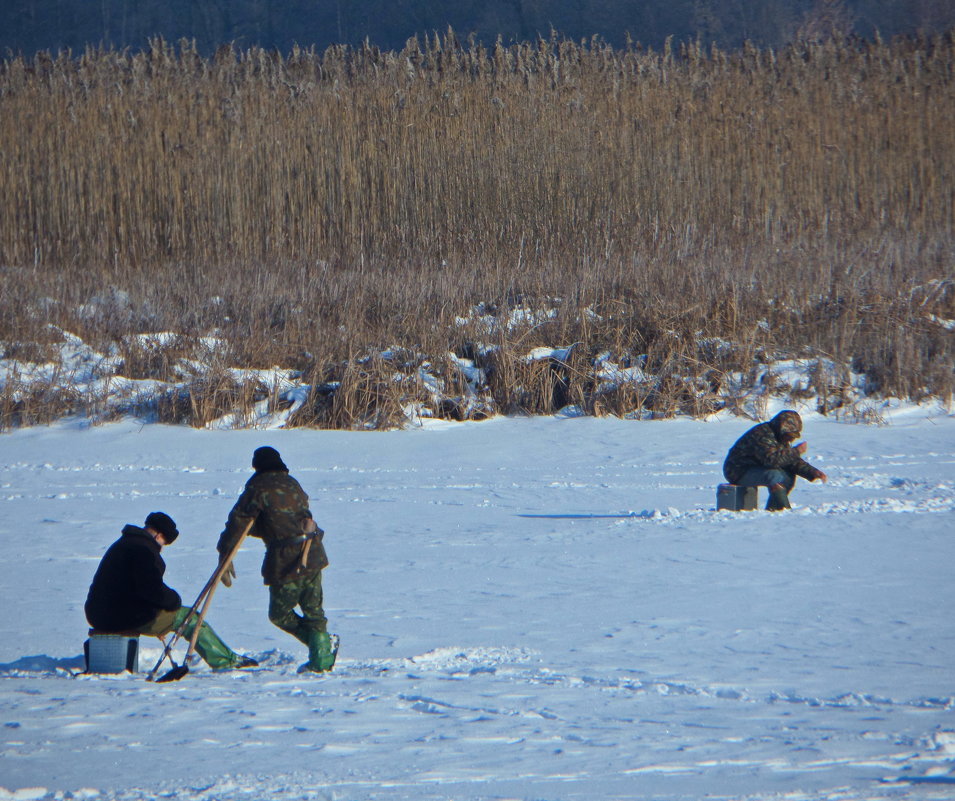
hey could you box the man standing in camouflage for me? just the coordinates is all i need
[723,410,828,511]
[217,447,337,673]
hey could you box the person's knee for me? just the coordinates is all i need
[764,469,793,488]
[138,607,180,636]
[268,607,294,629]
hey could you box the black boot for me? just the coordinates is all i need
[766,483,792,512]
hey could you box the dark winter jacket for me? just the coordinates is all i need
[217,468,326,586]
[723,410,825,485]
[84,525,182,632]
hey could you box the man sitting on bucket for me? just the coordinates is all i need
[723,410,828,511]
[85,511,257,671]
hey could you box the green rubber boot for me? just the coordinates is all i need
[766,483,792,512]
[299,630,338,673]
[174,608,257,671]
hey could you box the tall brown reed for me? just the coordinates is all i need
[1,32,953,427]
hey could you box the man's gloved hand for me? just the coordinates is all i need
[220,562,236,587]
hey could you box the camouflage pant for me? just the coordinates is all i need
[268,571,327,644]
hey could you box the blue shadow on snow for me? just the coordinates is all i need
[0,654,86,673]
[518,512,644,519]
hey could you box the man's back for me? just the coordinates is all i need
[85,525,181,631]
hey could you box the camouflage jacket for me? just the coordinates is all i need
[722,415,824,485]
[217,469,327,586]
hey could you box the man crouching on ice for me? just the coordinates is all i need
[723,410,828,511]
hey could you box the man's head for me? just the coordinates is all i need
[252,446,288,473]
[771,410,802,443]
[144,511,179,545]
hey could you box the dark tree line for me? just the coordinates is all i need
[2,0,954,56]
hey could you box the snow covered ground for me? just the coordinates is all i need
[1,401,954,800]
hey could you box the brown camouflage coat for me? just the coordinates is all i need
[217,470,327,586]
[722,410,824,485]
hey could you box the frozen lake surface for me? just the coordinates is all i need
[1,405,954,800]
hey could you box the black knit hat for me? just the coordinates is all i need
[145,511,179,544]
[252,446,289,473]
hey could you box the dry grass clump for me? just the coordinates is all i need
[117,335,195,381]
[286,353,419,429]
[152,371,271,428]
[0,32,953,428]
[0,373,81,430]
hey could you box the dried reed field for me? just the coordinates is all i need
[0,33,953,428]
